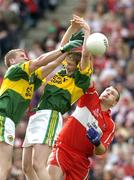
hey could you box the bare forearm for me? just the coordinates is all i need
[37,49,63,65]
[42,53,67,78]
[29,49,63,73]
[80,27,91,70]
[60,25,78,46]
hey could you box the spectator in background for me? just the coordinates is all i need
[73,0,88,17]
[0,1,22,58]
[0,10,12,57]
[22,0,40,27]
[48,0,59,11]
[41,26,58,52]
[28,40,44,59]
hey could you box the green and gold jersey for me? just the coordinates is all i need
[0,61,44,125]
[38,64,92,114]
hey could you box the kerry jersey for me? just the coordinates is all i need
[0,61,44,125]
[38,64,92,114]
[57,86,115,157]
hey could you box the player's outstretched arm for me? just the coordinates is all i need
[29,39,82,73]
[41,39,83,78]
[29,49,63,73]
[73,16,93,71]
[41,53,67,78]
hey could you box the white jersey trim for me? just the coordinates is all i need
[72,106,102,136]
[56,148,62,169]
[104,122,115,144]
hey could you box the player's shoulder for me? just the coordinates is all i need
[4,63,21,77]
[85,88,98,97]
[85,81,98,94]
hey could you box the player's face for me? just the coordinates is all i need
[65,56,77,75]
[99,86,119,107]
[14,51,29,64]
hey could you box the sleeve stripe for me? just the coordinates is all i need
[21,61,31,75]
[87,90,98,96]
[104,122,115,143]
[88,92,95,95]
[78,64,93,76]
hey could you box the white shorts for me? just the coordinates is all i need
[23,110,63,147]
[0,115,15,146]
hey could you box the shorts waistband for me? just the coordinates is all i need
[36,109,61,114]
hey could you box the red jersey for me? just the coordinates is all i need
[57,86,115,157]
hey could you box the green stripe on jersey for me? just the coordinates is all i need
[0,115,5,142]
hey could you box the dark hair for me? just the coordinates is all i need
[113,86,120,102]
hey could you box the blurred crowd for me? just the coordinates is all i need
[0,0,59,58]
[0,0,134,179]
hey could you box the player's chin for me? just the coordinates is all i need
[99,96,107,102]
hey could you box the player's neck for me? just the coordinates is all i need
[100,103,109,112]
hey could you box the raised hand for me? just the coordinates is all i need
[70,14,82,30]
[73,15,90,34]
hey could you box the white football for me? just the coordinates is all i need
[86,33,109,56]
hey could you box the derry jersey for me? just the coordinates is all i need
[57,86,115,157]
[0,61,44,125]
[38,65,92,114]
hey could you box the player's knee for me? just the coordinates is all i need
[47,165,63,180]
[47,168,56,179]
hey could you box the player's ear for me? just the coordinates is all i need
[9,58,16,66]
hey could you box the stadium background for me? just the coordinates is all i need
[0,0,134,179]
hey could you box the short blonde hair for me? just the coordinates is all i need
[4,49,24,67]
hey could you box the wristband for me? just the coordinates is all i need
[60,47,65,53]
[94,140,101,147]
